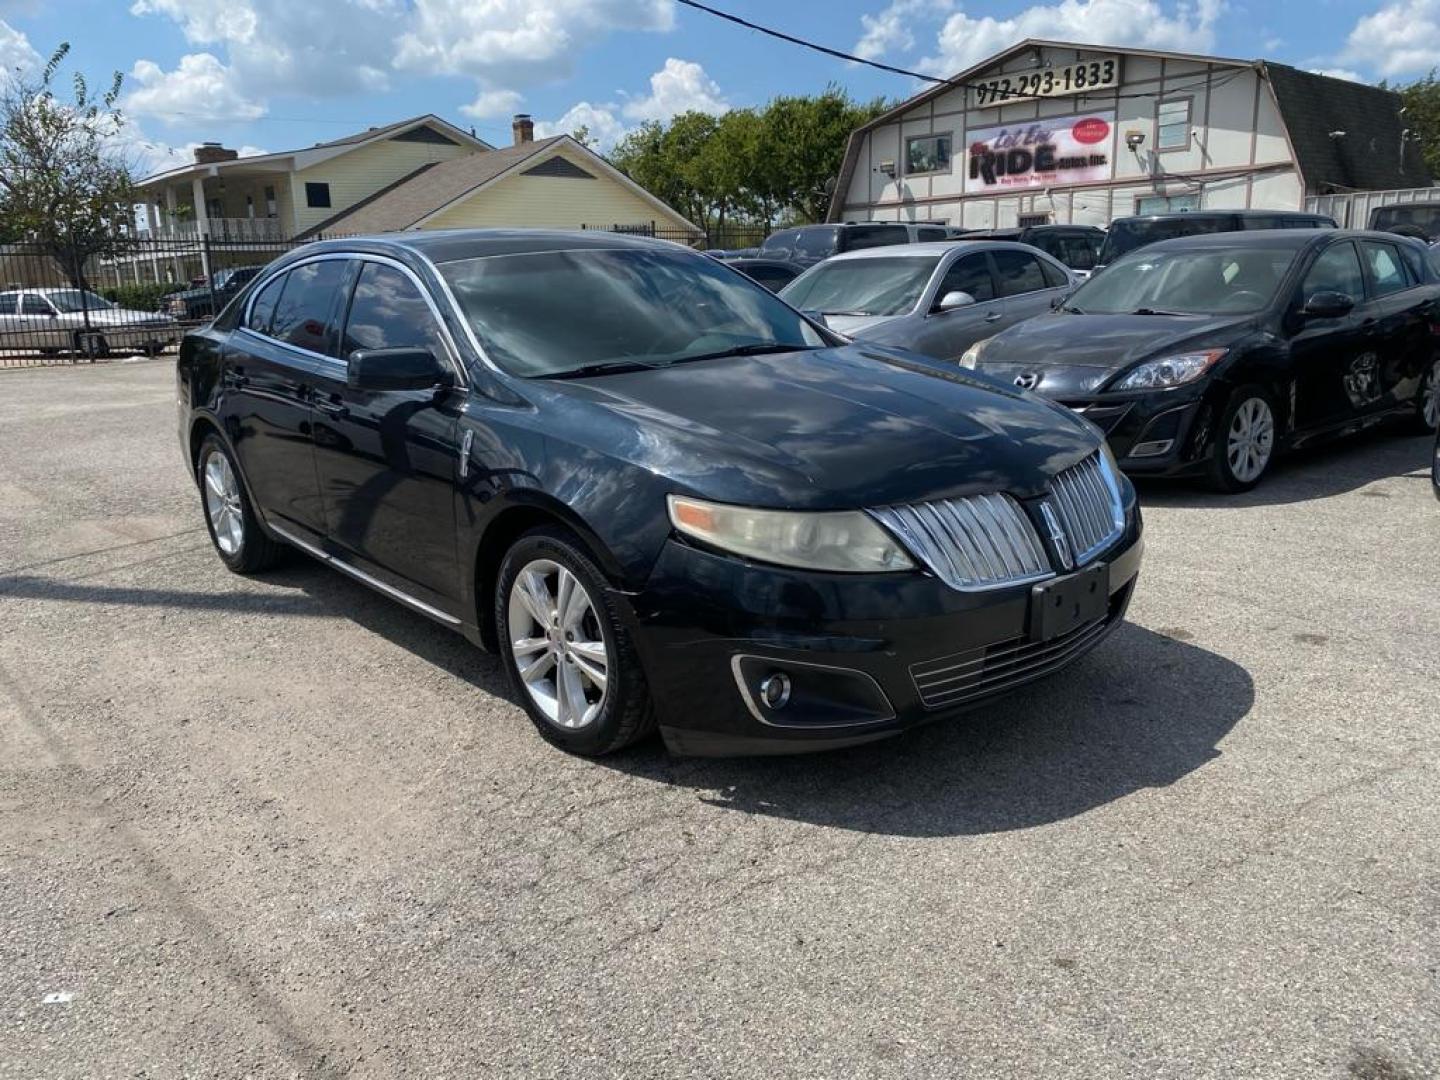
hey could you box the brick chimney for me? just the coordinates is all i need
[512,114,534,146]
[193,141,239,164]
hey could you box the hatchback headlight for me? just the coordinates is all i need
[1113,349,1226,390]
[958,337,992,369]
[668,495,914,573]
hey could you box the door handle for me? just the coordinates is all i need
[1361,318,1378,336]
[984,311,1004,322]
[315,397,349,419]
[222,368,248,388]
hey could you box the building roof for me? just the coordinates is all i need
[1262,64,1429,193]
[300,135,701,238]
[136,114,491,187]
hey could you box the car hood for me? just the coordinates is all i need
[979,312,1249,380]
[532,345,1101,508]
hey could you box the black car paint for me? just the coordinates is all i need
[178,230,1141,755]
[974,230,1440,476]
[723,257,804,292]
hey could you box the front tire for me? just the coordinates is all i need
[1207,385,1277,493]
[495,527,656,756]
[1405,357,1440,434]
[197,434,285,573]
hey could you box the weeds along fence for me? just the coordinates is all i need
[0,236,310,370]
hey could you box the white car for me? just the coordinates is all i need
[779,241,1076,363]
[0,288,179,356]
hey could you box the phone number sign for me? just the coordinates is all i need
[971,57,1121,108]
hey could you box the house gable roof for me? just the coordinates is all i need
[136,114,490,188]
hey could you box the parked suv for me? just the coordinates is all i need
[1097,210,1335,266]
[760,222,946,268]
[165,265,265,321]
[1368,202,1440,241]
[961,225,1106,273]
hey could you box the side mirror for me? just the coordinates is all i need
[1302,291,1355,319]
[936,290,976,312]
[347,347,454,392]
[801,309,830,329]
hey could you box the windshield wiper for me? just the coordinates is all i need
[668,342,815,365]
[1130,308,1188,316]
[1059,304,1085,314]
[823,310,873,317]
[540,359,660,380]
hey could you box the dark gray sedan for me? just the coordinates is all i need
[778,241,1076,363]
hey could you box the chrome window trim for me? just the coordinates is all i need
[267,522,462,627]
[241,250,470,387]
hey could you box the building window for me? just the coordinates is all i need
[1018,213,1051,227]
[905,133,952,176]
[304,182,332,209]
[264,185,277,217]
[1156,99,1192,151]
[1136,193,1201,214]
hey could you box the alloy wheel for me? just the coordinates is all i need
[1424,359,1440,430]
[506,559,610,730]
[1226,396,1275,484]
[202,451,245,556]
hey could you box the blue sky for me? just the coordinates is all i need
[0,0,1430,176]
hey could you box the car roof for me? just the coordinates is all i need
[1128,228,1402,255]
[1112,209,1328,225]
[301,227,689,265]
[819,240,1053,262]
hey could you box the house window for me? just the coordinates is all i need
[1156,99,1192,151]
[905,133,952,176]
[245,194,255,219]
[205,197,224,220]
[1018,213,1051,227]
[305,182,332,209]
[1136,193,1201,214]
[264,185,277,217]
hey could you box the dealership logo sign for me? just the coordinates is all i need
[965,112,1114,193]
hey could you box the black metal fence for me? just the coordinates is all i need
[0,236,310,369]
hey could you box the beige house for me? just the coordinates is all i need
[134,113,699,243]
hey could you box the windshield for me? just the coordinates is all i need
[1098,217,1234,264]
[47,290,113,313]
[439,247,828,377]
[1066,247,1297,316]
[779,256,938,317]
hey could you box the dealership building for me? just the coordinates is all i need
[828,39,1429,229]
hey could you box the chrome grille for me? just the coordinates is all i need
[869,493,1051,592]
[1046,451,1125,566]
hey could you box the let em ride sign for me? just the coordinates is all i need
[965,112,1115,192]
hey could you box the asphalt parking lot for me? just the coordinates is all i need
[2,358,1437,1079]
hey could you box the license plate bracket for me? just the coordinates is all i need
[1029,563,1109,642]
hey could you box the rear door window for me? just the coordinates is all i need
[916,226,948,242]
[844,225,910,252]
[991,249,1049,296]
[1359,240,1415,296]
[937,253,995,303]
[269,260,349,355]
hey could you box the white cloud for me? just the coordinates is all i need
[129,0,259,45]
[1341,0,1440,78]
[0,17,40,78]
[919,0,1223,75]
[854,0,954,60]
[534,57,728,151]
[620,58,727,121]
[461,88,524,119]
[1309,67,1366,84]
[124,53,266,124]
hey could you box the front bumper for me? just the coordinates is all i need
[1059,388,1211,476]
[628,514,1143,756]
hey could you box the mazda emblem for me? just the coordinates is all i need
[1014,373,1040,390]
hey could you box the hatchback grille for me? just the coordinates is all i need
[910,614,1111,709]
[869,493,1050,592]
[1046,451,1125,566]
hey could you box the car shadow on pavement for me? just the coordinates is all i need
[599,623,1253,837]
[1134,429,1433,509]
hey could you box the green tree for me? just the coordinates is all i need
[1397,71,1440,179]
[0,43,136,288]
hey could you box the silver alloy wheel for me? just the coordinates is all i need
[1226,396,1275,484]
[1424,359,1440,430]
[506,558,609,730]
[202,450,245,556]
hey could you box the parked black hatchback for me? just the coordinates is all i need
[963,230,1440,491]
[178,230,1142,756]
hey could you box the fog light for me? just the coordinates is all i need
[1129,439,1174,458]
[759,672,792,710]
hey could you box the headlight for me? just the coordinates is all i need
[668,495,914,573]
[958,337,992,369]
[1112,349,1226,390]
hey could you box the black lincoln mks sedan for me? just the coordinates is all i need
[178,230,1142,756]
[962,230,1440,491]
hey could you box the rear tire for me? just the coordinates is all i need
[495,526,656,756]
[196,434,285,574]
[1206,385,1277,493]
